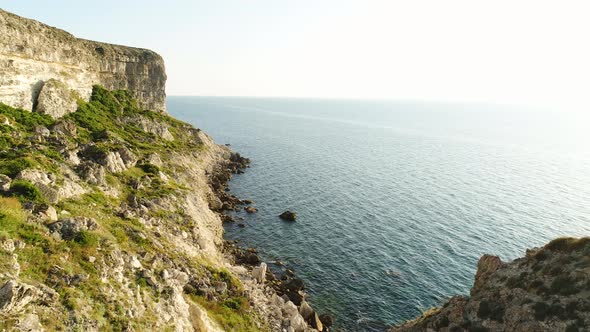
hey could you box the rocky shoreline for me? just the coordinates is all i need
[208,150,333,331]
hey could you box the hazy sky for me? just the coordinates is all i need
[3,1,590,109]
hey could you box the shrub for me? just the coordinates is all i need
[139,163,160,175]
[550,275,578,295]
[0,158,35,178]
[10,180,43,202]
[544,237,590,253]
[73,231,99,247]
[477,300,505,322]
[0,103,54,130]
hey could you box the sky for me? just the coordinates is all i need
[2,1,590,110]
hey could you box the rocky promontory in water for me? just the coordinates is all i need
[391,237,590,332]
[0,9,325,332]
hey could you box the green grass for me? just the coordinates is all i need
[9,179,45,203]
[191,294,260,332]
[0,158,37,177]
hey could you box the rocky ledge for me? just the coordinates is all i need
[391,237,590,332]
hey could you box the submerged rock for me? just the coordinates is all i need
[244,206,258,213]
[279,210,297,221]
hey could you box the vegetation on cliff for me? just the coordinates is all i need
[0,86,261,331]
[390,237,590,332]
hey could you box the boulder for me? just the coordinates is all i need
[279,210,297,221]
[252,262,267,283]
[299,300,314,320]
[208,195,223,211]
[311,312,324,331]
[35,205,58,221]
[0,174,11,191]
[34,79,78,119]
[51,120,78,137]
[0,280,41,313]
[244,206,258,213]
[319,314,334,328]
[48,217,98,240]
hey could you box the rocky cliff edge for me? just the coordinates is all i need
[0,9,166,115]
[391,237,590,332]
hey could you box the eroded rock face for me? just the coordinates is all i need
[390,237,590,332]
[34,79,78,118]
[0,9,166,112]
[0,280,41,314]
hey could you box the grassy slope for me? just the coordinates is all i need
[0,86,260,331]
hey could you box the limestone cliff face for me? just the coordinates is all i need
[0,9,166,114]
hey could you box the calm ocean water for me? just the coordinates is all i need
[168,97,590,331]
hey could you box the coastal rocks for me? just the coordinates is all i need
[472,254,502,293]
[34,79,78,119]
[48,217,98,240]
[279,210,297,221]
[252,263,267,283]
[234,248,261,266]
[244,206,258,213]
[390,237,590,332]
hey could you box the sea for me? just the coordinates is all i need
[167,97,590,331]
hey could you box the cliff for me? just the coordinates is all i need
[0,10,325,332]
[390,238,590,332]
[0,9,166,114]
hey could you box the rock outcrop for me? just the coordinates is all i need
[390,237,590,332]
[0,9,166,114]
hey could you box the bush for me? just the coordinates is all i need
[0,158,35,178]
[73,231,99,247]
[477,300,505,322]
[0,103,54,130]
[550,275,578,295]
[10,180,43,202]
[544,237,590,253]
[138,163,160,175]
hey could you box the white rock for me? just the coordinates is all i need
[290,314,307,332]
[41,206,58,221]
[129,256,142,269]
[0,174,11,191]
[34,79,78,119]
[88,256,96,263]
[252,262,267,284]
[0,239,15,253]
